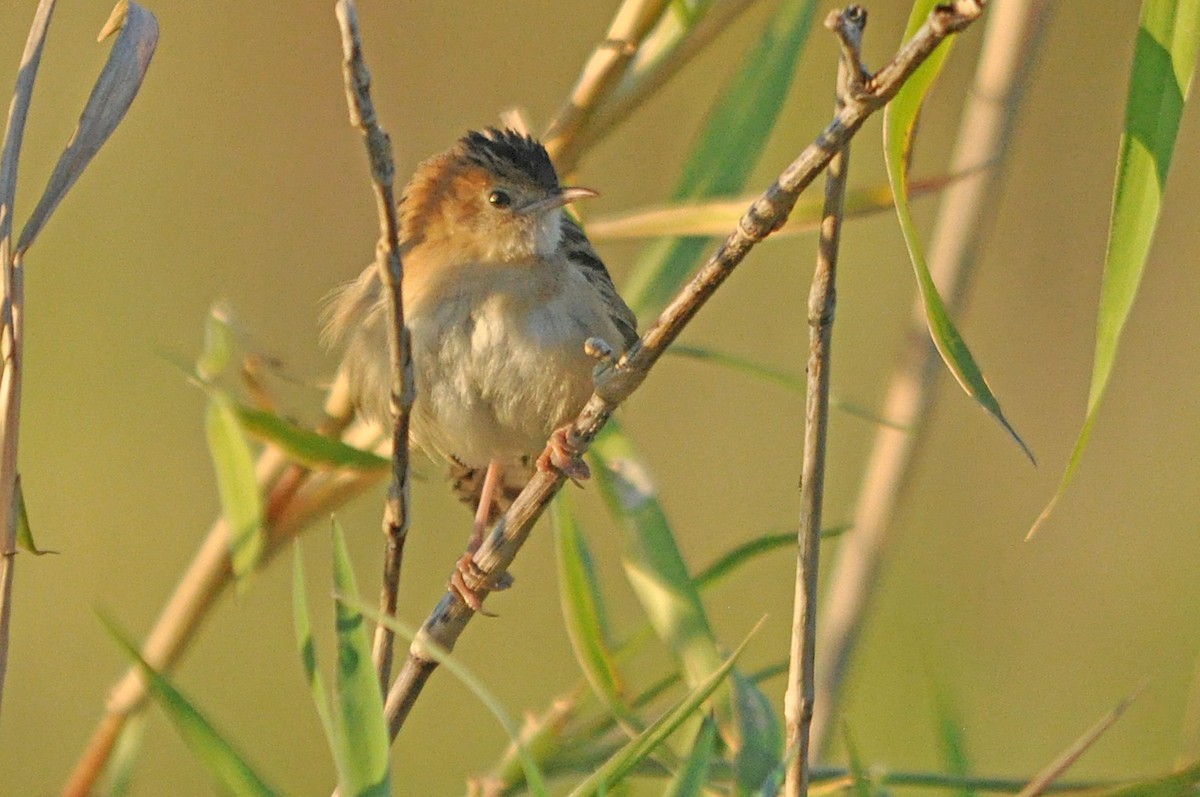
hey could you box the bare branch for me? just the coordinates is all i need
[333,0,414,691]
[783,7,860,796]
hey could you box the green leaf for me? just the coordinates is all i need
[13,477,53,555]
[196,302,235,383]
[590,420,781,791]
[1030,0,1200,536]
[102,616,282,797]
[623,0,820,316]
[663,715,718,797]
[669,344,805,392]
[843,724,873,797]
[206,391,264,584]
[883,0,1033,464]
[236,404,389,472]
[329,522,390,797]
[98,712,146,797]
[933,684,976,797]
[343,596,550,796]
[291,544,337,767]
[551,491,636,727]
[566,620,763,797]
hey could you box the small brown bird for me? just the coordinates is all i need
[325,128,638,609]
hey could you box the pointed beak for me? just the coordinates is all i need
[517,186,599,215]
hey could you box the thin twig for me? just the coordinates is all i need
[1016,689,1142,797]
[809,0,1050,758]
[783,8,861,797]
[542,0,672,171]
[571,0,763,162]
[333,0,413,691]
[383,0,990,740]
[0,0,55,722]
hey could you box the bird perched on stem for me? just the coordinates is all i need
[325,128,638,611]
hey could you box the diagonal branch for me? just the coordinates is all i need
[382,0,990,740]
[333,0,414,692]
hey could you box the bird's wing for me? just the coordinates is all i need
[561,217,639,350]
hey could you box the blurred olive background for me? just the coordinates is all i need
[0,1,1197,795]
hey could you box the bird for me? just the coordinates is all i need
[324,127,638,611]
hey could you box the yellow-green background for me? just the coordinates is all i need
[1,1,1198,794]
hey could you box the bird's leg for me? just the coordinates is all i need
[537,425,591,481]
[450,458,512,614]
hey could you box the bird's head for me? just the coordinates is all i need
[401,128,597,265]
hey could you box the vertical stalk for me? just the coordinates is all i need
[809,0,1050,758]
[784,10,860,794]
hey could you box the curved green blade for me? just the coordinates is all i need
[102,616,282,797]
[206,391,264,585]
[1030,0,1199,536]
[884,0,1033,464]
[329,522,390,797]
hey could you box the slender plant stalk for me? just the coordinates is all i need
[573,0,763,160]
[809,0,1050,757]
[0,0,55,722]
[333,0,414,691]
[783,9,859,796]
[543,0,673,171]
[383,0,990,741]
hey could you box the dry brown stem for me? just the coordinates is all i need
[782,9,861,796]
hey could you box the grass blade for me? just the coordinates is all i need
[883,0,1033,463]
[206,391,264,584]
[551,492,636,727]
[663,715,718,797]
[235,404,388,472]
[1030,0,1200,536]
[329,522,390,797]
[102,616,282,797]
[14,476,53,555]
[344,596,550,796]
[623,0,820,316]
[591,421,781,791]
[1093,760,1200,797]
[566,619,764,797]
[290,544,336,764]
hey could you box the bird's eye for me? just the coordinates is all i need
[488,189,512,208]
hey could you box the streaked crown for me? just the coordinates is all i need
[457,128,560,192]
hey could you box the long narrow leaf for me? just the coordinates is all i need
[591,420,781,790]
[1093,760,1200,797]
[14,476,53,555]
[102,617,282,797]
[883,0,1033,463]
[16,1,158,254]
[589,175,957,241]
[1030,0,1200,536]
[236,404,388,472]
[290,545,336,764]
[566,619,763,797]
[343,596,550,796]
[551,492,636,727]
[664,715,718,797]
[623,0,820,316]
[329,522,390,797]
[206,391,264,583]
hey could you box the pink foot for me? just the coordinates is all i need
[450,551,513,617]
[536,426,591,481]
